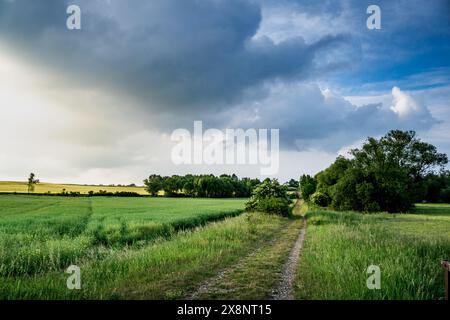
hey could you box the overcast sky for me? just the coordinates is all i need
[1,0,449,184]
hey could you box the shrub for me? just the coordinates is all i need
[245,179,292,216]
[310,191,330,207]
[439,187,450,203]
[254,197,292,217]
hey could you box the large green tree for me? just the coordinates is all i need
[316,130,448,212]
[299,174,317,201]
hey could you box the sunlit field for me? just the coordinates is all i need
[0,181,147,195]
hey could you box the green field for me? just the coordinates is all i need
[0,195,245,279]
[0,194,448,300]
[294,204,450,300]
[0,181,148,195]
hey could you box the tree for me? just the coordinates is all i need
[144,173,260,198]
[162,176,182,197]
[182,174,196,197]
[287,179,299,189]
[299,174,317,201]
[27,173,39,193]
[316,130,448,212]
[422,171,450,202]
[315,156,352,199]
[143,174,162,196]
[380,130,448,180]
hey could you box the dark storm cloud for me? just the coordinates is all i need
[0,0,351,113]
[0,0,446,155]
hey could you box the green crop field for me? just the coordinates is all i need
[294,204,450,300]
[0,195,246,286]
[0,181,148,195]
[0,194,291,300]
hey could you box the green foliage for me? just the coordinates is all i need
[299,174,317,201]
[245,179,292,216]
[315,130,448,212]
[286,178,299,190]
[315,156,351,200]
[253,197,292,217]
[439,187,450,203]
[309,191,330,207]
[422,171,450,203]
[144,174,260,198]
[143,174,163,196]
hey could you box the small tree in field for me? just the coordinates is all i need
[27,173,39,193]
[143,174,163,197]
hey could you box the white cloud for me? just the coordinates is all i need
[226,82,437,151]
[391,86,421,117]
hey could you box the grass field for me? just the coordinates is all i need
[0,195,246,280]
[1,193,448,300]
[294,204,450,300]
[0,201,287,299]
[0,181,148,195]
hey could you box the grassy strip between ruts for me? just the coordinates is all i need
[294,206,450,300]
[190,216,303,299]
[0,212,288,299]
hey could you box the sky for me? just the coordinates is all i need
[0,0,449,184]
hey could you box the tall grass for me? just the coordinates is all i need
[0,195,246,277]
[295,207,450,300]
[0,212,286,299]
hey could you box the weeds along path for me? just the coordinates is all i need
[187,203,305,300]
[271,200,306,300]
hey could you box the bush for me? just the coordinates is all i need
[254,197,292,217]
[245,179,292,216]
[310,191,330,207]
[439,187,450,203]
[288,192,298,199]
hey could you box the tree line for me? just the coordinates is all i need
[144,174,261,198]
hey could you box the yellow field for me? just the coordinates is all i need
[0,181,148,195]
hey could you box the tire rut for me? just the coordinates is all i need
[270,217,306,300]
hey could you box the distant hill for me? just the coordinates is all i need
[0,181,148,195]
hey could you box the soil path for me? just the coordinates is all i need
[270,211,306,300]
